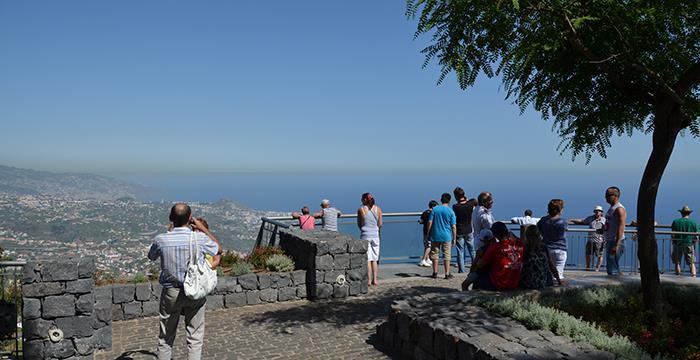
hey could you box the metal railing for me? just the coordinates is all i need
[0,261,25,360]
[254,213,700,275]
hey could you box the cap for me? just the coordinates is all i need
[594,205,604,212]
[321,199,330,206]
[479,229,493,241]
[679,205,693,213]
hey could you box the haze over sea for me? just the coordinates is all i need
[122,170,699,260]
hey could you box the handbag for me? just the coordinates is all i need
[183,231,218,300]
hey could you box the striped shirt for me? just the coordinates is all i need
[148,227,219,288]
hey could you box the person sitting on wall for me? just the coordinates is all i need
[469,222,524,291]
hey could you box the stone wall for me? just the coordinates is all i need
[22,257,111,360]
[279,228,368,300]
[104,270,307,321]
[376,293,615,360]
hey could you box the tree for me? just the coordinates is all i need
[407,0,699,317]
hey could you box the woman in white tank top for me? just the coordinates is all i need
[357,192,382,286]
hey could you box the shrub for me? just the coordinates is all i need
[219,251,245,268]
[471,296,650,360]
[265,254,294,272]
[229,261,252,276]
[132,273,148,284]
[247,246,284,270]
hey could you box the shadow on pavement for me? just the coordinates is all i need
[114,350,157,360]
[241,285,457,329]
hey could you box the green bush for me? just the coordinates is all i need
[471,296,650,360]
[265,254,294,272]
[247,246,284,270]
[229,261,252,277]
[219,251,245,268]
[132,273,148,284]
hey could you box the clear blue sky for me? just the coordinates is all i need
[0,1,698,175]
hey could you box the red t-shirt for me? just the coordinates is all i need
[480,237,524,290]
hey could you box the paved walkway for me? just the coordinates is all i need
[95,268,699,360]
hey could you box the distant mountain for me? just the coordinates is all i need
[0,165,153,200]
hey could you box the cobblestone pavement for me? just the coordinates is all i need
[95,275,467,360]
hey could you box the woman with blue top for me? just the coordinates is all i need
[358,192,382,286]
[537,199,568,279]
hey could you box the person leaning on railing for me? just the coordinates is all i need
[671,205,698,278]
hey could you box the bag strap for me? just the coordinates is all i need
[189,231,198,264]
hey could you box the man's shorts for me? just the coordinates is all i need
[672,243,696,265]
[430,241,452,261]
[585,241,605,257]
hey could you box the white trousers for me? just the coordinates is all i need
[549,249,567,279]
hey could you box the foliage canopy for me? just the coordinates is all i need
[407,0,700,161]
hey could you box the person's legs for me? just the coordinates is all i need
[606,241,624,275]
[430,243,440,277]
[672,243,681,274]
[549,249,566,279]
[684,246,696,277]
[594,242,604,271]
[454,236,466,273]
[585,241,593,270]
[465,233,476,264]
[158,287,182,360]
[443,242,452,277]
[371,261,379,284]
[183,296,206,360]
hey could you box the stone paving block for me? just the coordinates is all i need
[66,279,94,294]
[524,347,565,359]
[333,253,350,269]
[291,270,306,285]
[258,274,271,289]
[76,293,94,315]
[225,293,246,308]
[495,340,527,354]
[43,294,76,318]
[56,315,95,338]
[23,297,41,319]
[278,287,297,302]
[238,273,258,290]
[259,288,278,303]
[213,276,238,294]
[135,284,151,301]
[112,284,135,304]
[296,284,307,299]
[24,317,54,340]
[42,260,79,282]
[23,281,64,298]
[333,284,349,298]
[246,290,261,305]
[142,300,159,317]
[206,295,224,310]
[123,302,142,320]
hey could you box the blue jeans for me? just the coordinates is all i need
[606,240,625,275]
[455,233,476,273]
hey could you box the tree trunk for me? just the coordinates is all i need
[637,98,683,319]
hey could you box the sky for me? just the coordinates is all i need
[0,1,698,176]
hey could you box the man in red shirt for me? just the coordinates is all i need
[472,222,524,290]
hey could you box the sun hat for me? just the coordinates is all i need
[594,205,604,212]
[321,199,330,206]
[679,205,693,213]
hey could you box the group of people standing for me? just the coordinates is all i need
[417,186,633,291]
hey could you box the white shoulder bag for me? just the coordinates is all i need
[183,231,218,300]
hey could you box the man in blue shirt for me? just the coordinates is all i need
[427,193,457,279]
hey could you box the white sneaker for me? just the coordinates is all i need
[418,260,426,266]
[419,259,429,267]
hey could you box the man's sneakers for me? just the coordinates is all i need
[430,273,438,279]
[445,273,454,280]
[418,259,432,267]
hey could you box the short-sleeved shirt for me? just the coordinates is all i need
[148,227,219,288]
[453,202,476,236]
[481,237,524,290]
[429,205,456,243]
[537,216,568,251]
[582,215,606,244]
[672,217,699,246]
[420,209,432,237]
[472,206,495,248]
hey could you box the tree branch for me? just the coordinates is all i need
[628,63,684,105]
[558,12,655,104]
[673,62,700,95]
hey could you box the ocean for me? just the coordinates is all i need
[121,170,699,263]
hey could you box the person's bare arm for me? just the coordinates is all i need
[357,208,364,229]
[377,206,383,228]
[451,224,457,245]
[312,210,323,219]
[192,218,223,255]
[426,220,433,240]
[612,207,627,254]
[291,212,302,219]
[569,218,585,225]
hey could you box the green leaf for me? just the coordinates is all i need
[512,0,519,11]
